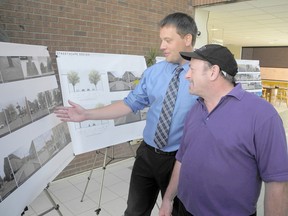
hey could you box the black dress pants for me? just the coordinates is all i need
[124,141,178,216]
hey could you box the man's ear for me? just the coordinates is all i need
[210,65,221,81]
[184,34,192,47]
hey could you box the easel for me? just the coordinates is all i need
[80,140,137,215]
[22,184,63,216]
[38,184,63,216]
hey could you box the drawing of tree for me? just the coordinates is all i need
[67,71,80,92]
[37,92,47,109]
[45,91,53,107]
[88,70,101,90]
[5,104,17,122]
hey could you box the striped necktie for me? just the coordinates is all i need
[154,66,183,149]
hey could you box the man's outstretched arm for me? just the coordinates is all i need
[54,100,132,122]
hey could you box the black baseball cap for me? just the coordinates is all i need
[180,44,238,76]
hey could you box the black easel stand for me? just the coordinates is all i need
[80,141,136,215]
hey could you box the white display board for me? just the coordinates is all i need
[235,59,262,96]
[0,42,74,215]
[56,51,147,154]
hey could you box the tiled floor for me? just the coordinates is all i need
[24,103,287,216]
[24,156,264,216]
[24,157,161,216]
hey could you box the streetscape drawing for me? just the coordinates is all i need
[56,51,147,154]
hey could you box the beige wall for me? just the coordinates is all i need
[227,44,242,60]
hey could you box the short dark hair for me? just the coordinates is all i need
[159,12,198,46]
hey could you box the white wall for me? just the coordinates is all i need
[194,9,209,49]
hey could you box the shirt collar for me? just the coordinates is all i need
[171,62,189,74]
[197,83,245,105]
[227,83,245,101]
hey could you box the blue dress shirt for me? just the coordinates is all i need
[124,60,197,152]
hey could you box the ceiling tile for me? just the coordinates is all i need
[200,0,288,46]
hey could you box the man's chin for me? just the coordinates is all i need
[166,58,178,64]
[165,56,171,62]
[189,87,195,95]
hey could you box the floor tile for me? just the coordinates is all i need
[78,208,111,216]
[109,166,132,183]
[48,178,74,191]
[86,187,119,204]
[105,181,130,197]
[29,192,73,216]
[50,184,83,203]
[29,191,60,214]
[68,172,95,185]
[62,196,97,215]
[74,178,102,196]
[100,197,127,216]
[101,172,123,187]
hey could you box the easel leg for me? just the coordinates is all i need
[38,184,63,216]
[80,141,136,215]
[81,150,99,202]
[95,147,109,215]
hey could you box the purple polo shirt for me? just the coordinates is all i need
[176,84,288,216]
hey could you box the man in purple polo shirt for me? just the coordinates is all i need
[159,44,288,216]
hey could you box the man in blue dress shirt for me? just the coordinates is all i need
[55,12,198,216]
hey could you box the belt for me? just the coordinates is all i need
[143,142,177,156]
